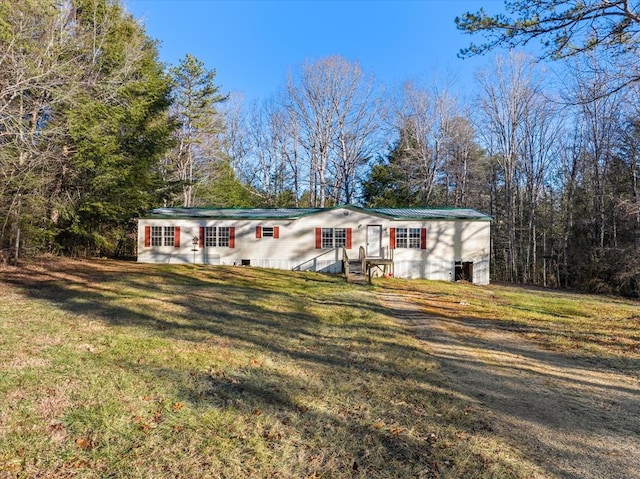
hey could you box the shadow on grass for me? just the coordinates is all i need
[2,259,510,477]
[377,283,640,479]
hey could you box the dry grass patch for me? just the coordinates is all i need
[374,278,640,375]
[1,259,549,478]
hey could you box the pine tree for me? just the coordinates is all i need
[165,54,227,207]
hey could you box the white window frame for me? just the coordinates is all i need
[162,226,175,246]
[396,227,421,249]
[151,226,174,247]
[218,227,230,247]
[151,226,163,246]
[205,226,217,247]
[408,228,421,249]
[321,227,346,249]
[205,226,230,247]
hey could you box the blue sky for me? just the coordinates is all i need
[125,0,506,104]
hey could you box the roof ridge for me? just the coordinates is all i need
[143,205,492,220]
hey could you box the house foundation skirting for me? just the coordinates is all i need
[136,252,489,285]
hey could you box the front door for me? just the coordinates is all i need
[366,225,382,257]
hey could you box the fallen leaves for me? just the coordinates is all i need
[75,436,95,451]
[370,420,407,436]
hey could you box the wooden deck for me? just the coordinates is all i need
[365,258,393,281]
[343,246,394,284]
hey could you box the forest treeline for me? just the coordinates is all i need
[2,0,639,296]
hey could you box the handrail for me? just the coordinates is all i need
[342,247,350,277]
[292,247,341,272]
[359,245,366,274]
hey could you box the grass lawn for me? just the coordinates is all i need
[391,279,640,372]
[1,259,637,478]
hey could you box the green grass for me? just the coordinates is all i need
[384,278,640,371]
[3,259,637,478]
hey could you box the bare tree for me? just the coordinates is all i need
[285,56,379,206]
[518,90,565,283]
[1,0,174,258]
[241,100,294,205]
[390,82,450,205]
[220,93,250,174]
[476,53,539,281]
[475,52,564,283]
[441,115,484,207]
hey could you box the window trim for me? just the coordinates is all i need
[315,227,352,249]
[390,227,427,250]
[200,226,235,248]
[151,226,163,247]
[256,225,279,239]
[145,225,178,248]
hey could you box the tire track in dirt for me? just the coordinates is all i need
[378,292,640,479]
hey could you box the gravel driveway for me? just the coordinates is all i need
[379,291,640,479]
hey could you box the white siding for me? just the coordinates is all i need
[137,207,491,285]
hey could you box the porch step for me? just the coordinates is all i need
[346,260,367,284]
[347,273,367,284]
[348,260,364,273]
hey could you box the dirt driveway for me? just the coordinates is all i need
[378,292,640,479]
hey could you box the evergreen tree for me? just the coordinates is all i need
[0,0,174,258]
[362,133,424,207]
[165,54,228,207]
[58,0,174,256]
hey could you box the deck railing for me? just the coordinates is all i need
[292,248,341,273]
[342,247,350,276]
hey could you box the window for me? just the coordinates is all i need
[218,227,230,247]
[408,228,421,249]
[150,226,175,246]
[204,226,217,247]
[256,226,280,239]
[334,228,347,248]
[396,228,421,248]
[390,227,426,250]
[321,228,334,248]
[316,227,351,249]
[163,227,175,246]
[202,226,234,248]
[151,226,163,246]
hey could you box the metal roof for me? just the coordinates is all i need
[366,207,492,220]
[143,205,492,221]
[145,207,323,219]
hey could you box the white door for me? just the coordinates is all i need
[366,225,382,257]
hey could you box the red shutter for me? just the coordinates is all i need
[390,228,396,249]
[315,227,322,249]
[256,226,262,238]
[199,227,205,248]
[421,227,427,250]
[229,227,235,248]
[346,228,352,249]
[273,226,279,239]
[144,226,151,248]
[174,226,180,248]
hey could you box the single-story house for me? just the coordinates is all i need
[137,205,492,285]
